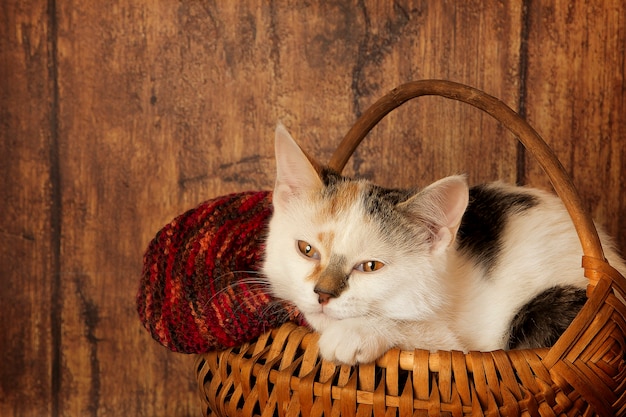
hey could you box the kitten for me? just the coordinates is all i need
[263,124,626,365]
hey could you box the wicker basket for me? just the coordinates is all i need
[195,80,626,416]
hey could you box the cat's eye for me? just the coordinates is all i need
[297,240,320,260]
[355,260,385,273]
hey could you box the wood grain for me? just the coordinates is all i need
[1,1,624,416]
[0,1,56,416]
[54,2,199,415]
[336,1,523,189]
[523,0,626,254]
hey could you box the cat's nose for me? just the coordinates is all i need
[314,288,335,305]
[317,292,331,305]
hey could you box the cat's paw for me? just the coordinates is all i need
[317,320,391,365]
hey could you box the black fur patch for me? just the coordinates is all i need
[362,185,414,219]
[320,167,345,189]
[507,286,587,350]
[457,185,538,271]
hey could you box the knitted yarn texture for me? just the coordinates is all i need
[137,191,304,353]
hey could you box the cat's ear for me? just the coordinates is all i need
[400,175,469,254]
[273,123,323,209]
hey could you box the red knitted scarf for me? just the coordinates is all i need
[137,191,305,353]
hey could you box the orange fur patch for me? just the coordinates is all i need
[317,181,362,220]
[317,231,335,250]
[303,232,335,282]
[306,262,323,282]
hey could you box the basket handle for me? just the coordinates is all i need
[329,80,606,269]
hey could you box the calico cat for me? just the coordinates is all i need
[262,124,626,365]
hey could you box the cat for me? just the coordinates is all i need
[262,123,626,365]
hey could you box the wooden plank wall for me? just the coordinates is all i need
[1,1,624,416]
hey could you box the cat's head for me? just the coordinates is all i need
[263,124,469,331]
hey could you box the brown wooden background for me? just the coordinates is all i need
[2,1,625,416]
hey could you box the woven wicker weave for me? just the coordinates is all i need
[195,80,626,416]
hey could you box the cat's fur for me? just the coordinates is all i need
[263,124,626,365]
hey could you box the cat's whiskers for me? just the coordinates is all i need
[202,271,272,307]
[201,271,302,329]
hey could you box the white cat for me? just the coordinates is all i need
[263,124,626,365]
